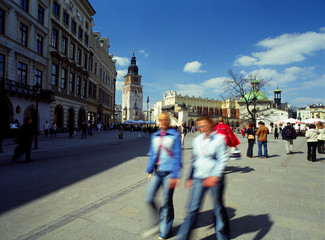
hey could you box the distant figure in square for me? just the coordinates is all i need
[305,124,318,162]
[274,124,279,139]
[43,120,50,138]
[246,123,255,158]
[282,122,297,154]
[255,121,269,158]
[317,122,325,153]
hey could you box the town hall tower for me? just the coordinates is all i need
[122,51,143,121]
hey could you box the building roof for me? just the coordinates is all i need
[239,91,270,103]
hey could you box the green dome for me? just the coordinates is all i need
[239,91,269,102]
[274,88,282,93]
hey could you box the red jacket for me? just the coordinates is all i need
[214,123,240,147]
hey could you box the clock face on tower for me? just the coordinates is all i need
[133,77,138,83]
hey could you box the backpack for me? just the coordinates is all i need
[284,128,293,139]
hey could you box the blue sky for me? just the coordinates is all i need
[91,0,325,108]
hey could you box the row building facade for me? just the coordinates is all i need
[0,0,117,136]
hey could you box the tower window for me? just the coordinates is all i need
[135,89,138,94]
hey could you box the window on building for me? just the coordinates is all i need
[77,49,81,65]
[0,53,5,78]
[37,5,44,24]
[70,43,75,60]
[84,34,88,45]
[36,34,43,55]
[69,73,74,92]
[78,27,83,39]
[51,28,58,48]
[94,62,97,74]
[88,81,92,98]
[82,79,86,97]
[19,23,28,46]
[51,64,58,86]
[107,76,110,86]
[71,20,76,33]
[76,76,81,95]
[61,36,67,54]
[89,57,93,71]
[83,53,87,68]
[34,69,42,86]
[63,12,69,25]
[61,68,66,89]
[100,68,102,79]
[0,8,4,35]
[93,83,96,98]
[20,0,29,12]
[17,62,27,85]
[53,1,60,17]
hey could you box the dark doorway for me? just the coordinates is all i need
[54,106,63,130]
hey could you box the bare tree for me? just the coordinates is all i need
[223,70,271,124]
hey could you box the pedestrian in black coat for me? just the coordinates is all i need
[12,118,34,162]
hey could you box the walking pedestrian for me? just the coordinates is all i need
[177,115,230,240]
[274,124,279,139]
[68,122,74,139]
[214,117,240,148]
[246,123,255,158]
[178,122,187,150]
[281,122,297,154]
[255,121,269,158]
[12,118,34,163]
[316,122,325,153]
[241,125,246,138]
[305,124,318,162]
[118,125,123,139]
[51,122,57,137]
[81,121,88,139]
[43,120,50,138]
[144,112,182,240]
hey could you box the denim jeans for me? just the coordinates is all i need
[144,171,175,238]
[247,140,254,157]
[258,141,268,157]
[177,177,230,240]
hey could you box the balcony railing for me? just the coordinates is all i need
[0,77,54,102]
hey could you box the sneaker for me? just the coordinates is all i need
[142,226,158,238]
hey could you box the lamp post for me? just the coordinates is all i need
[33,83,41,149]
[146,96,149,129]
[252,96,257,128]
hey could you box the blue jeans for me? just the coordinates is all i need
[177,177,230,240]
[144,171,175,238]
[258,141,268,157]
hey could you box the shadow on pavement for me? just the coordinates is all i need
[193,208,273,240]
[0,138,151,214]
[225,166,255,174]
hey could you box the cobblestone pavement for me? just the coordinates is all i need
[0,131,324,240]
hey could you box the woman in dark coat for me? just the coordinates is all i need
[247,123,255,158]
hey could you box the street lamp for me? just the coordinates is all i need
[33,83,41,149]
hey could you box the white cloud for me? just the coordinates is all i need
[243,66,318,87]
[139,49,149,57]
[116,80,124,91]
[321,27,325,32]
[234,30,325,66]
[116,69,127,80]
[113,56,129,67]
[183,61,206,73]
[175,83,205,97]
[234,55,257,66]
[292,97,325,106]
